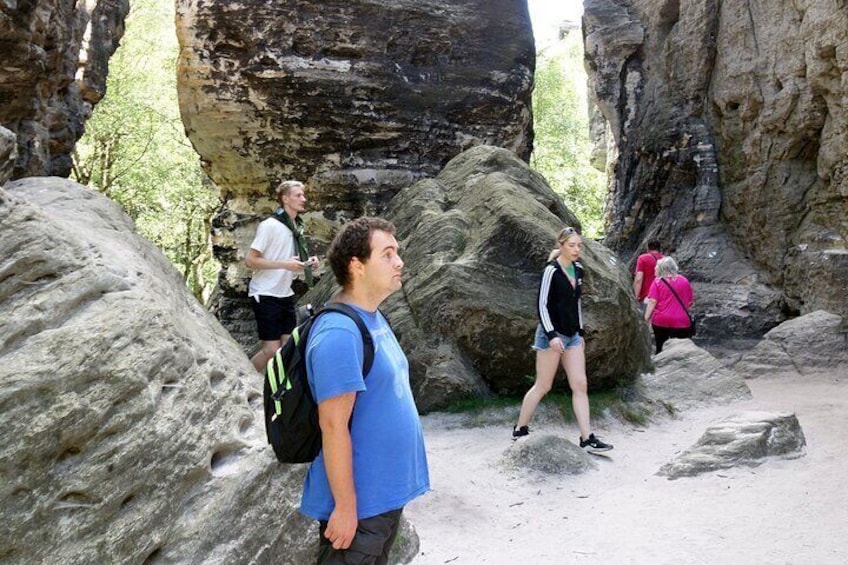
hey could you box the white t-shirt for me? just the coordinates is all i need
[247,217,296,298]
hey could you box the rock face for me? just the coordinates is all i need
[640,339,752,414]
[658,412,807,479]
[0,126,16,185]
[734,310,848,378]
[304,147,652,411]
[174,0,536,346]
[0,179,422,564]
[583,0,848,338]
[0,0,129,178]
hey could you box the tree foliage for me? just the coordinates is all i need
[532,30,606,238]
[71,0,219,301]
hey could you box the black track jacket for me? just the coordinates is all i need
[537,259,584,339]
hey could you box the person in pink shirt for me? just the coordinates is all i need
[632,240,664,310]
[644,256,694,353]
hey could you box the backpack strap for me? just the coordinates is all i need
[316,303,376,376]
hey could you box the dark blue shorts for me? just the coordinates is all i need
[250,295,297,341]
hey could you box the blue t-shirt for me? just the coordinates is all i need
[300,305,430,521]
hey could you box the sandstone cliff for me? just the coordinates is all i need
[0,0,128,178]
[584,0,848,337]
[174,0,536,346]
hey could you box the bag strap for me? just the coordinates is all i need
[660,278,690,317]
[316,303,376,376]
[270,210,313,287]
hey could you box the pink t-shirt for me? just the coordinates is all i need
[635,252,663,301]
[648,275,693,328]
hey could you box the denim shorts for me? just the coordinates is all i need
[532,324,582,351]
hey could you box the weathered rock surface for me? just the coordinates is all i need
[584,0,848,338]
[0,0,128,178]
[503,434,596,476]
[658,411,807,479]
[174,0,536,346]
[0,178,418,564]
[304,147,652,411]
[734,310,848,379]
[638,339,752,414]
[0,126,16,186]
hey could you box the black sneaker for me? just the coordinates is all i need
[512,425,530,440]
[580,433,613,452]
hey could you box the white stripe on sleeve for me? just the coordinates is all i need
[538,265,556,333]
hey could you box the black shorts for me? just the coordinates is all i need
[317,508,403,565]
[251,295,297,341]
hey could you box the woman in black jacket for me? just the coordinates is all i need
[512,227,613,453]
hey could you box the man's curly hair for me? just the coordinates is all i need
[328,217,396,288]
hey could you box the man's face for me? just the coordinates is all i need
[282,186,307,213]
[360,230,404,297]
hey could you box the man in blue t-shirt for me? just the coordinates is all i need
[301,217,430,564]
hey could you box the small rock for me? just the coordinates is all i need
[658,411,806,479]
[503,434,596,476]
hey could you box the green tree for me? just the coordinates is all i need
[532,30,606,238]
[72,0,219,301]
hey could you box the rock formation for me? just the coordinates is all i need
[0,126,16,185]
[0,0,128,178]
[303,147,652,411]
[583,0,848,338]
[639,338,752,414]
[174,0,536,346]
[0,178,418,564]
[503,434,597,476]
[658,411,807,479]
[734,310,848,378]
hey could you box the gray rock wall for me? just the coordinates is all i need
[0,0,129,178]
[174,0,536,346]
[584,0,848,338]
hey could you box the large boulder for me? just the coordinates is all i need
[0,178,418,563]
[0,0,129,178]
[734,310,848,378]
[174,0,536,348]
[583,0,848,337]
[305,147,652,411]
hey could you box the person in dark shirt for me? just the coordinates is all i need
[512,227,613,453]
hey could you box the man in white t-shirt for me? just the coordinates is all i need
[245,180,319,371]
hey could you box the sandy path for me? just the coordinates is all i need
[404,372,848,564]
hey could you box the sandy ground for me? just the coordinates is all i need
[404,371,848,564]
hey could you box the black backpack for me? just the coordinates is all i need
[263,303,374,463]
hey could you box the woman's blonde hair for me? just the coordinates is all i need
[548,226,581,261]
[655,256,679,278]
